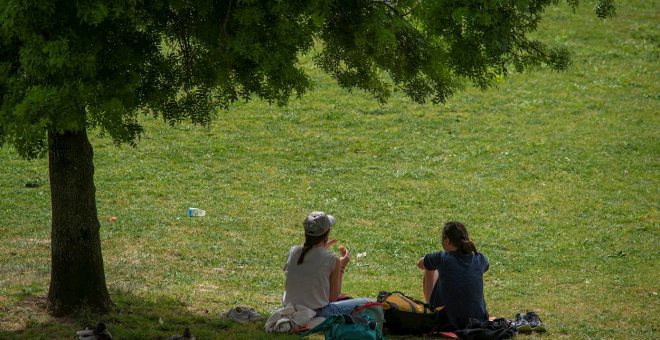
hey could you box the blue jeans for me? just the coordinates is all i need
[315,298,373,317]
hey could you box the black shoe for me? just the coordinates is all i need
[512,313,532,332]
[524,311,547,333]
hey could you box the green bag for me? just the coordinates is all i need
[299,302,386,340]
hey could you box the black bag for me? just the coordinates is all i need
[377,291,449,334]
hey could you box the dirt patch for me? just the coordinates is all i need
[0,295,78,331]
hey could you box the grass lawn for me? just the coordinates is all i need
[0,1,658,339]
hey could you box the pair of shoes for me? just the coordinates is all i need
[525,311,547,332]
[512,312,546,333]
[76,322,112,339]
[222,306,263,324]
[169,327,195,340]
[512,313,532,333]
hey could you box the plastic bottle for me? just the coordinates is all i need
[188,208,206,217]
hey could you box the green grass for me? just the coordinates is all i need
[1,1,658,339]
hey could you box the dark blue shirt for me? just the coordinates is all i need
[424,251,489,330]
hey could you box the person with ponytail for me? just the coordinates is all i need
[416,221,490,330]
[283,211,371,317]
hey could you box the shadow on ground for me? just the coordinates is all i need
[0,291,298,339]
[0,291,443,339]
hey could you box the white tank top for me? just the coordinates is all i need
[283,245,337,309]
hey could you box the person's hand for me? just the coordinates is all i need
[339,245,350,268]
[324,239,337,249]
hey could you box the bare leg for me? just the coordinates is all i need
[423,270,439,304]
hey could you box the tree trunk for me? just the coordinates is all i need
[47,128,112,315]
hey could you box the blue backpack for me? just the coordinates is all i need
[300,302,386,340]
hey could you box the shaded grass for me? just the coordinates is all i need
[0,1,658,339]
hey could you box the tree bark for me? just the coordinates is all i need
[47,128,112,315]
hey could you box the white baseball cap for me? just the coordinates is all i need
[303,211,336,236]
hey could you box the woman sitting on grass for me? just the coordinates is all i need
[417,221,489,330]
[283,211,370,317]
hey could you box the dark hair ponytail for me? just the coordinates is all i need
[297,231,329,265]
[442,221,477,254]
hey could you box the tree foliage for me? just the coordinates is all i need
[1,0,615,157]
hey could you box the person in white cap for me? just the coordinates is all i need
[282,211,371,317]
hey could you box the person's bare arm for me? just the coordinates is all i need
[329,246,350,302]
[417,256,427,270]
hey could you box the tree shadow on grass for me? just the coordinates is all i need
[0,291,298,340]
[0,292,432,339]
